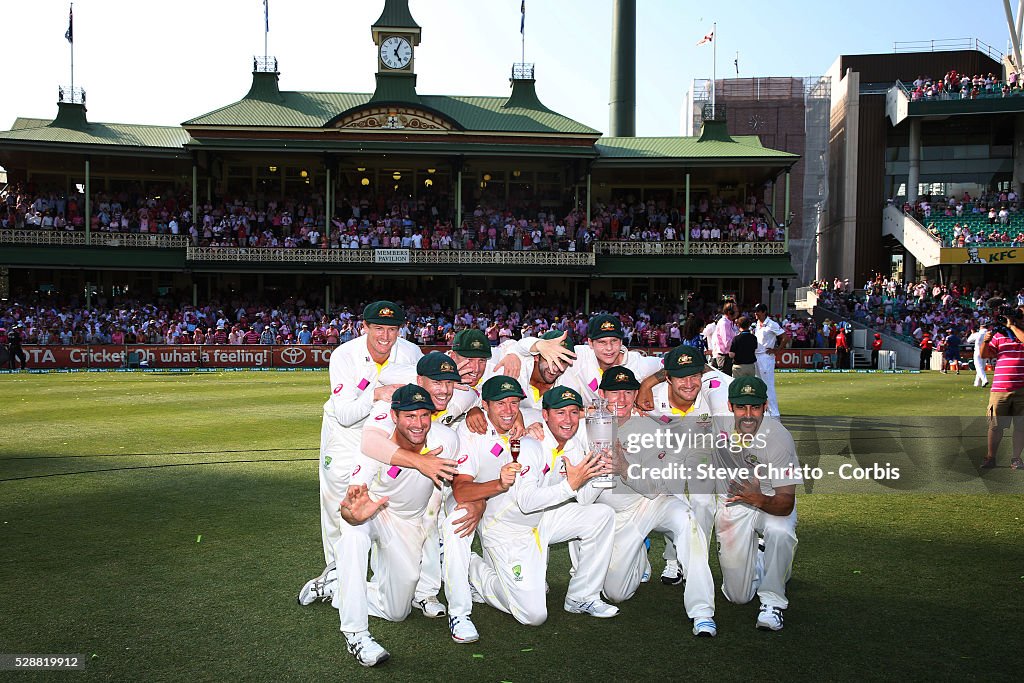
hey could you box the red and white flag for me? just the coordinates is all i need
[696,30,714,46]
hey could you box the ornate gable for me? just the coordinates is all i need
[333,105,456,131]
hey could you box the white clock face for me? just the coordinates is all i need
[380,36,412,70]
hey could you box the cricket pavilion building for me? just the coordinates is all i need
[0,0,799,312]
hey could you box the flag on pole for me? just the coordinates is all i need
[65,5,73,43]
[697,30,713,46]
[264,0,269,33]
[520,1,525,35]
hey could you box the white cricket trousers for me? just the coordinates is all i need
[716,497,798,609]
[604,496,715,618]
[755,353,780,417]
[974,355,988,386]
[413,489,443,602]
[470,503,615,626]
[333,508,426,633]
[318,415,354,565]
[440,494,478,618]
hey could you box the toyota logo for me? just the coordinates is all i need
[280,347,307,365]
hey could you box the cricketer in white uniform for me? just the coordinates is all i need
[753,303,787,417]
[644,345,732,584]
[710,376,801,632]
[516,314,663,405]
[594,366,719,637]
[360,352,475,619]
[299,301,423,605]
[449,376,618,631]
[334,384,460,667]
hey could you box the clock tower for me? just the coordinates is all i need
[369,0,422,104]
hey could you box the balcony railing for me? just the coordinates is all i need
[0,230,189,248]
[596,241,785,256]
[187,246,596,266]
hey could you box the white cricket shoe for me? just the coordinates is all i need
[660,559,683,586]
[564,597,619,618]
[756,604,784,631]
[469,584,485,604]
[449,615,480,643]
[413,596,447,618]
[692,617,718,637]
[344,630,389,667]
[297,562,337,605]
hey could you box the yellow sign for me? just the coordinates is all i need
[940,247,1024,264]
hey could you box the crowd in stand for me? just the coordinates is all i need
[898,189,1024,246]
[0,286,811,361]
[907,69,1024,101]
[3,181,786,252]
[814,274,1018,348]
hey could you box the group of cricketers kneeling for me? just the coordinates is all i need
[296,301,802,667]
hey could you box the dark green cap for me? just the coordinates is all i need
[391,383,437,412]
[417,352,461,381]
[587,314,624,340]
[728,376,768,406]
[599,365,641,391]
[363,300,406,326]
[663,344,706,378]
[452,329,492,358]
[542,386,584,409]
[481,375,526,402]
[541,329,574,351]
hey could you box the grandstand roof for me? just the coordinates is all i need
[0,115,193,151]
[595,135,799,161]
[182,90,601,136]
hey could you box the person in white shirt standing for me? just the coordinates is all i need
[334,385,460,667]
[966,323,989,387]
[753,303,788,416]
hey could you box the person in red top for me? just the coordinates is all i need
[980,317,1024,469]
[242,326,261,345]
[871,333,883,369]
[919,333,932,370]
[211,324,229,345]
[834,325,850,369]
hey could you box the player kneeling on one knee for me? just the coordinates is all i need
[333,385,458,667]
[712,376,800,632]
[452,378,619,629]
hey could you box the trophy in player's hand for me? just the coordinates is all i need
[586,397,616,489]
[510,438,521,463]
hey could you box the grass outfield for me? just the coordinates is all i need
[1,372,1022,680]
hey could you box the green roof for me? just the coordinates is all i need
[595,135,799,160]
[372,0,420,30]
[0,116,192,149]
[183,91,600,135]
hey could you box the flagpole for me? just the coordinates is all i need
[711,22,716,116]
[521,2,525,65]
[264,1,268,63]
[70,3,74,97]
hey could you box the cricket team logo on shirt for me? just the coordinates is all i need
[512,563,523,582]
[323,455,332,470]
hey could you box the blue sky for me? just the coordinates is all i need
[0,0,1017,137]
